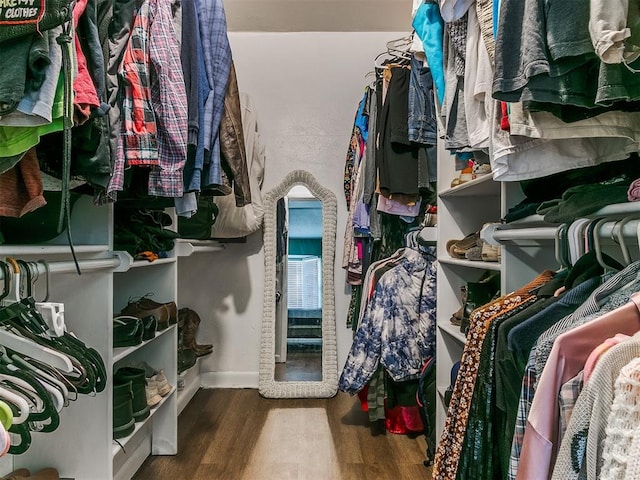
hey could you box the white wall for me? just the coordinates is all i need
[179,32,408,387]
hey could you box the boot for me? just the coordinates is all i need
[114,367,150,422]
[178,308,213,357]
[449,285,467,326]
[459,271,501,335]
[177,321,197,374]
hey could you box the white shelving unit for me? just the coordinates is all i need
[0,195,184,479]
[435,143,503,439]
[174,239,226,415]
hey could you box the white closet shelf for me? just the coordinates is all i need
[111,386,177,458]
[437,257,501,271]
[585,202,640,218]
[437,385,447,400]
[0,244,110,255]
[113,325,177,363]
[438,174,499,198]
[129,257,176,269]
[174,239,226,257]
[177,357,201,415]
[506,214,558,226]
[438,321,467,344]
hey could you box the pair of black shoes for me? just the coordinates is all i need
[113,367,150,439]
[113,315,156,348]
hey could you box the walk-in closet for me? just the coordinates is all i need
[1,0,639,479]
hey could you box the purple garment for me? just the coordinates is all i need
[352,200,370,233]
[377,196,421,218]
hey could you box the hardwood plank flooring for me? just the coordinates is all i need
[133,389,433,480]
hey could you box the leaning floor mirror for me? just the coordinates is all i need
[259,170,338,398]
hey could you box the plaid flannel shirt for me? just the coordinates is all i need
[108,0,187,198]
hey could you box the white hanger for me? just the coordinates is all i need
[613,216,637,266]
[592,218,618,271]
[0,386,29,425]
[0,329,73,374]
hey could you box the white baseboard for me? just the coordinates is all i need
[201,371,259,388]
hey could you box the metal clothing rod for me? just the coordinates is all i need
[595,219,640,240]
[482,223,560,245]
[492,227,559,241]
[0,257,121,280]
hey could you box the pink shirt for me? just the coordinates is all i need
[516,293,640,480]
[583,333,630,383]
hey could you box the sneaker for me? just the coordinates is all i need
[447,231,481,259]
[465,245,483,261]
[145,379,162,408]
[481,242,501,262]
[450,161,476,188]
[151,371,172,397]
[472,161,492,176]
[136,361,171,396]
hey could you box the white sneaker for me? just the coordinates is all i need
[145,379,162,407]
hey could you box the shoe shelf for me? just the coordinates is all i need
[438,173,500,198]
[177,357,202,415]
[437,385,447,401]
[435,140,503,443]
[437,257,501,271]
[112,386,177,458]
[113,324,177,364]
[437,321,467,345]
[112,239,178,479]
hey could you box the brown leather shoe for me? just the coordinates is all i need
[120,297,177,330]
[24,469,58,480]
[1,469,30,479]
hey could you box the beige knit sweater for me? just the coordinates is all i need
[552,332,640,480]
[600,357,640,480]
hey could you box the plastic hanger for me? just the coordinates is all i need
[592,218,621,272]
[0,371,59,432]
[9,352,69,409]
[612,216,637,266]
[0,385,29,425]
[554,224,571,269]
[36,259,51,302]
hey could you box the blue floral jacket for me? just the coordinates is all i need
[339,247,437,394]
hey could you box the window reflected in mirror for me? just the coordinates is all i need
[274,185,323,382]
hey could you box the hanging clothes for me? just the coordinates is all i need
[339,247,437,395]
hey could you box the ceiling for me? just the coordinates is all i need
[224,0,413,32]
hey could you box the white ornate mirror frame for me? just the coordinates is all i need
[259,170,338,398]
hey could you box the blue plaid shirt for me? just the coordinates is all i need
[196,0,231,189]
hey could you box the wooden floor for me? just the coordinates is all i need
[274,350,322,382]
[133,389,433,480]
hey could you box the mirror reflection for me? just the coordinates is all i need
[274,186,323,382]
[259,169,337,398]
